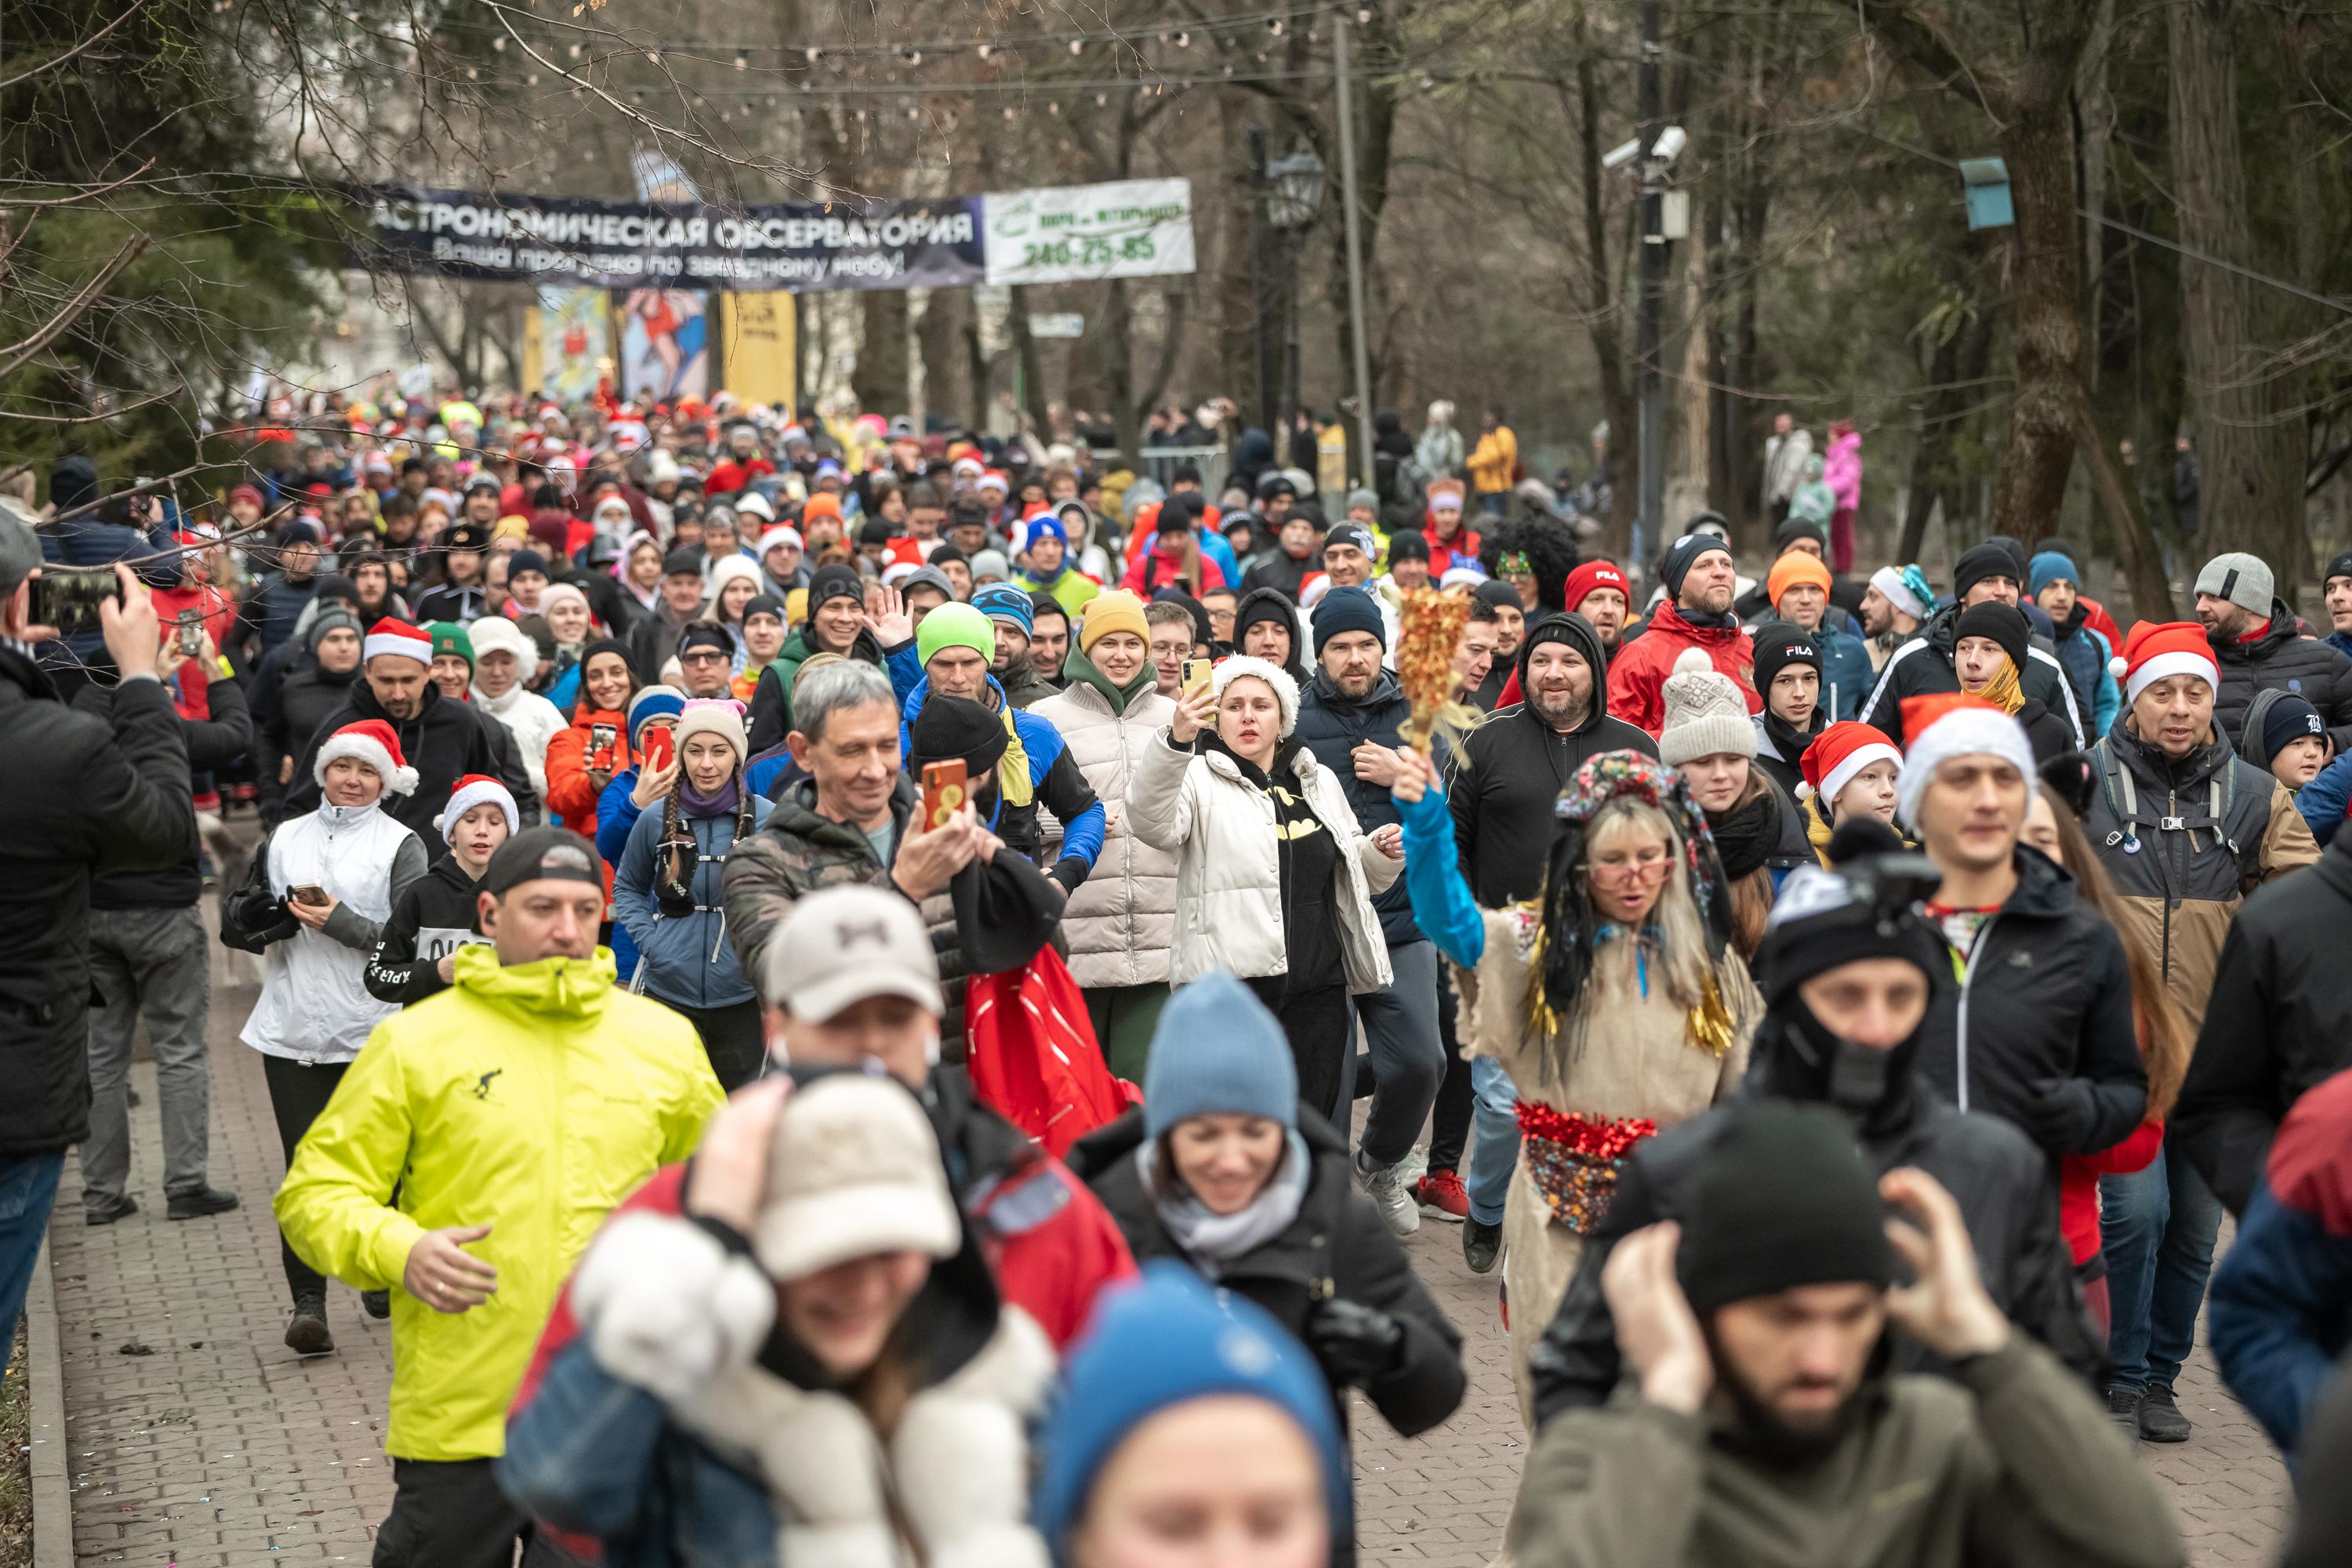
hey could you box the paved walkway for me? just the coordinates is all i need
[42,937,2292,1565]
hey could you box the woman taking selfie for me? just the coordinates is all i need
[241,719,427,1358]
[612,699,773,1090]
[1126,656,1403,1122]
[1391,744,1759,1424]
[500,1073,1056,1566]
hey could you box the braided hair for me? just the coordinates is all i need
[656,742,754,908]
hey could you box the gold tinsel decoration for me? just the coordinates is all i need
[1396,587,1472,751]
[1684,969,1737,1058]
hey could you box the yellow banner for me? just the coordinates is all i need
[718,292,797,409]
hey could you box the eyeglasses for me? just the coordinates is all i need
[1581,855,1674,886]
[679,650,728,666]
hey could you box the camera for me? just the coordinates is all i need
[29,568,120,638]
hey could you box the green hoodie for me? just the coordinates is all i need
[1058,641,1158,719]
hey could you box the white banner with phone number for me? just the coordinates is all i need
[981,178,1196,287]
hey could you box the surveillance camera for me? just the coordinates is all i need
[1602,137,1642,172]
[1653,125,1687,163]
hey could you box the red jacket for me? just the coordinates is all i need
[2061,1119,2164,1265]
[1606,600,1760,735]
[1123,543,1226,596]
[2078,593,2123,653]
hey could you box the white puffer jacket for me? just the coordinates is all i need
[1125,732,1398,993]
[474,681,566,800]
[1032,679,1180,989]
[241,800,419,1063]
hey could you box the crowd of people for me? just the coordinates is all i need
[5,383,2352,1566]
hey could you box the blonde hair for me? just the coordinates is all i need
[1577,798,1715,1017]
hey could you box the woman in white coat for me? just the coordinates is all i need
[241,718,428,1356]
[1125,654,1404,1120]
[467,615,565,802]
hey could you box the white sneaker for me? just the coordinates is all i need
[1363,1157,1421,1237]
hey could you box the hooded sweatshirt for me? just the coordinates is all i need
[1448,613,1659,906]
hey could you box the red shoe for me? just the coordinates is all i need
[1416,1167,1469,1222]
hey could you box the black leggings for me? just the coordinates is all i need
[262,1054,350,1302]
[666,998,767,1092]
[1427,965,1472,1172]
[1248,978,1352,1127]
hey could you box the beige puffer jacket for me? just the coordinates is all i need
[1031,673,1181,989]
[1125,730,1399,993]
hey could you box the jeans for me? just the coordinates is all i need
[1479,492,1508,517]
[1467,1057,1520,1226]
[2102,1139,2223,1394]
[1428,966,1471,1171]
[1351,941,1444,1170]
[262,1054,350,1302]
[82,905,213,1211]
[0,1153,64,1377]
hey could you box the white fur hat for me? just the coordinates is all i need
[313,719,419,797]
[1211,655,1301,738]
[466,615,539,686]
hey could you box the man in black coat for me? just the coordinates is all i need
[0,539,196,1375]
[257,607,363,825]
[2172,828,2352,1217]
[71,650,251,1225]
[1857,540,2085,747]
[2194,550,2352,755]
[1526,828,2103,1425]
[281,617,535,838]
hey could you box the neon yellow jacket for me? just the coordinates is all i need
[274,946,723,1461]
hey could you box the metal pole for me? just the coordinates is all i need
[1635,0,1666,575]
[1334,11,1377,488]
[1248,128,1279,437]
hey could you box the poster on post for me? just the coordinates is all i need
[619,289,710,401]
[979,178,1196,286]
[532,286,611,403]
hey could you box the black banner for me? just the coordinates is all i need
[352,185,986,292]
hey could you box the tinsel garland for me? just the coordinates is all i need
[1514,1102,1659,1158]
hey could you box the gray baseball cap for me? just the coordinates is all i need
[761,884,943,1022]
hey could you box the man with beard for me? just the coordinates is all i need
[1504,1100,2181,1568]
[1523,826,2104,1423]
[2193,550,2352,753]
[1859,563,1933,654]
[1239,506,1323,601]
[1606,532,1758,736]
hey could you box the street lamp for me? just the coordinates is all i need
[1265,151,1327,231]
[1261,148,1326,463]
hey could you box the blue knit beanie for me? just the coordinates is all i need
[1311,584,1387,655]
[1142,973,1298,1138]
[2027,549,2080,600]
[971,583,1036,634]
[1034,1262,1348,1563]
[626,684,687,746]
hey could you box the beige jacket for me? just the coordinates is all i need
[1031,681,1180,989]
[1125,733,1399,993]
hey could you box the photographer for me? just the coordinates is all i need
[0,516,197,1377]
[35,461,180,702]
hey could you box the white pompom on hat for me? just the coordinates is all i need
[313,718,419,797]
[1657,647,1757,767]
[434,774,519,841]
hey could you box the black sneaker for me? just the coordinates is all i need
[166,1187,240,1221]
[361,1290,390,1320]
[1464,1216,1502,1274]
[285,1294,335,1356]
[2106,1385,2142,1437]
[2139,1381,2191,1443]
[85,1194,139,1225]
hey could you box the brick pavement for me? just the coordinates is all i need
[42,935,2293,1566]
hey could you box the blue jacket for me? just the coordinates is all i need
[2050,615,2122,739]
[2328,630,2352,664]
[595,771,646,978]
[1812,625,1876,724]
[1295,670,1420,945]
[2299,755,2352,848]
[2209,1071,2352,1458]
[892,664,1105,880]
[612,794,775,1009]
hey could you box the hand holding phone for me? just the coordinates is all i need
[641,725,676,775]
[289,884,329,906]
[1183,656,1213,691]
[921,759,969,831]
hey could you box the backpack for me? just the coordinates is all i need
[219,828,297,953]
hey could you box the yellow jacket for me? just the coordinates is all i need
[275,946,723,1461]
[1468,425,1518,495]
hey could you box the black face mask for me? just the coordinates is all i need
[1771,1004,1920,1134]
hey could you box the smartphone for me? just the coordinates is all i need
[641,726,676,774]
[1183,657,1213,691]
[590,722,618,772]
[920,759,968,831]
[28,568,119,638]
[289,884,329,906]
[175,612,203,658]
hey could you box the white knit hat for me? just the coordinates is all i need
[1894,694,2035,829]
[538,582,590,620]
[1210,654,1301,738]
[434,774,519,841]
[466,615,539,686]
[1657,648,1756,766]
[313,718,419,797]
[705,554,763,608]
[673,697,748,760]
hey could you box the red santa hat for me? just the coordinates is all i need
[1798,720,1904,805]
[975,470,1011,496]
[434,774,518,840]
[1894,693,2031,829]
[2110,620,2219,707]
[313,719,419,797]
[363,616,434,666]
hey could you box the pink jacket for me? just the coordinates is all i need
[1823,430,1864,512]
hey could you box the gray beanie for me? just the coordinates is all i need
[0,500,41,596]
[1345,488,1380,514]
[2195,551,2275,616]
[1142,973,1298,1138]
[1658,646,1758,765]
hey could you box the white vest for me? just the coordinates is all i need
[241,800,412,1063]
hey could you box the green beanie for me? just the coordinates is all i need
[916,601,994,670]
[427,621,474,670]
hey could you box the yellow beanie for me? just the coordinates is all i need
[1079,590,1150,654]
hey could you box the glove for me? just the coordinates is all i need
[1305,1298,1406,1387]
[2019,1076,2099,1155]
[1048,855,1089,897]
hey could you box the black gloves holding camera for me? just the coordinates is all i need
[1306,1298,1406,1387]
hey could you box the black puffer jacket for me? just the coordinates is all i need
[2210,599,2352,756]
[1068,1105,1465,1445]
[281,677,537,840]
[2173,833,2352,1215]
[1857,601,2085,748]
[1448,612,1657,905]
[1296,669,1419,943]
[0,648,194,1158]
[72,675,250,909]
[1527,1004,2104,1425]
[1915,846,2147,1167]
[259,661,359,823]
[364,852,485,1004]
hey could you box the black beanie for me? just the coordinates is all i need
[808,563,862,611]
[1473,578,1523,612]
[1953,601,2029,672]
[2256,691,2327,766]
[2325,552,2352,589]
[1312,585,1388,654]
[1660,532,1730,601]
[1773,517,1828,557]
[1235,591,1296,643]
[1952,542,2023,602]
[662,546,706,579]
[1751,621,1823,692]
[676,622,732,659]
[907,693,1009,776]
[1676,1102,1896,1315]
[1751,829,1947,1005]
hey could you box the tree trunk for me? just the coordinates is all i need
[852,289,909,416]
[2077,0,2117,394]
[913,288,967,430]
[1664,225,1712,528]
[1008,285,1051,436]
[1897,307,1994,564]
[2170,0,2307,590]
[1567,38,1638,559]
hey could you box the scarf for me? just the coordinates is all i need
[1708,788,1781,883]
[681,776,742,818]
[1140,1131,1312,1276]
[1760,706,1822,764]
[1977,656,2025,716]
